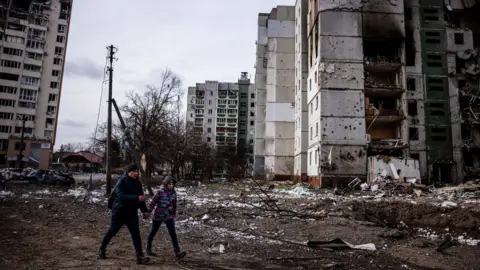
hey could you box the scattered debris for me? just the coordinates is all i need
[307,238,376,251]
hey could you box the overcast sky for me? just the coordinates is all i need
[56,0,293,148]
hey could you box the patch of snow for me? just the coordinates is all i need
[441,201,458,208]
[279,186,312,196]
[0,190,14,197]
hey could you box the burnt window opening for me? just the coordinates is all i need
[410,153,420,160]
[432,127,446,133]
[407,78,416,91]
[456,57,466,73]
[430,110,445,116]
[430,103,444,109]
[425,31,441,44]
[458,79,467,89]
[432,136,446,141]
[454,33,464,45]
[363,40,401,63]
[423,8,439,21]
[405,8,412,21]
[409,128,419,141]
[408,101,418,116]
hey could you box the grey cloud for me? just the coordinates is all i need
[60,119,87,128]
[65,58,105,80]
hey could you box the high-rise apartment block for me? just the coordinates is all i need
[253,6,296,181]
[0,0,72,168]
[254,0,480,185]
[186,72,255,160]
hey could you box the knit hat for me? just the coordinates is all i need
[126,164,139,173]
[163,175,175,186]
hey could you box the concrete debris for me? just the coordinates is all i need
[457,48,478,60]
[441,201,458,208]
[307,238,376,251]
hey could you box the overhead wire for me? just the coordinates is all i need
[87,55,108,189]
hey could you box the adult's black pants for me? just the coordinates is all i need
[100,212,143,257]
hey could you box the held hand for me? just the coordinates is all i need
[138,195,145,201]
[143,213,150,219]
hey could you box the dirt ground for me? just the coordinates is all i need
[0,181,479,270]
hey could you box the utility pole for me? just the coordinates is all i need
[106,45,117,195]
[17,115,26,169]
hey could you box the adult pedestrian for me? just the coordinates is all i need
[99,164,150,264]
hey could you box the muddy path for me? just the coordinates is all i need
[0,183,479,269]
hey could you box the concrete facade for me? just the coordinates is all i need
[294,0,309,182]
[0,0,73,168]
[254,6,296,181]
[186,73,255,159]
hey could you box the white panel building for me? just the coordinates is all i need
[254,6,296,181]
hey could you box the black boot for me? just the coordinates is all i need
[175,251,186,260]
[98,250,106,259]
[136,256,150,265]
[146,248,157,256]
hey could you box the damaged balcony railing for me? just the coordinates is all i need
[368,139,408,150]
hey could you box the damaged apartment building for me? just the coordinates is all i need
[0,0,72,168]
[287,0,480,186]
[253,6,296,181]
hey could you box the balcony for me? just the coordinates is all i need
[227,132,237,137]
[217,103,227,108]
[195,103,204,107]
[217,122,225,126]
[227,122,237,127]
[364,87,404,97]
[227,114,237,118]
[228,103,237,107]
[364,60,403,73]
[368,139,408,151]
[366,109,405,124]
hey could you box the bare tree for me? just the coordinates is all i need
[58,142,89,153]
[121,69,183,191]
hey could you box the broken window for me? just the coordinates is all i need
[50,82,59,89]
[423,8,439,21]
[250,111,254,117]
[54,58,62,65]
[454,33,464,45]
[408,101,418,116]
[363,39,401,63]
[409,128,419,141]
[56,35,64,43]
[250,121,254,126]
[410,153,420,160]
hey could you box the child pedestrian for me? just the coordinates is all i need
[146,175,186,260]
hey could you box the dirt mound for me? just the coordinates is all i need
[353,201,480,237]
